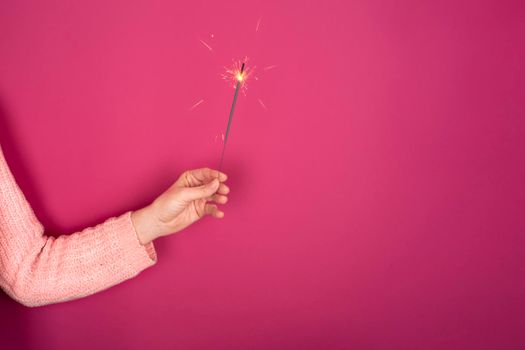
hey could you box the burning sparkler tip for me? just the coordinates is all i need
[235,63,247,82]
[224,59,251,88]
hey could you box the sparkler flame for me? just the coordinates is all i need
[222,58,253,94]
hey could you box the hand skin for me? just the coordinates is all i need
[130,168,230,245]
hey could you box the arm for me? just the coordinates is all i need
[0,145,157,307]
[0,144,229,307]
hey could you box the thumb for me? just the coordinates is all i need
[181,178,220,202]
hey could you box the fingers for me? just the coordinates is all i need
[204,203,224,218]
[218,183,230,195]
[203,168,227,182]
[179,168,227,187]
[207,193,228,204]
[180,178,220,202]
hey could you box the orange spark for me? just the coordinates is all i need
[189,99,204,110]
[199,39,213,51]
[258,98,268,110]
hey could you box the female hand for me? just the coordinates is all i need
[130,168,229,244]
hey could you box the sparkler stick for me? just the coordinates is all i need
[218,62,245,171]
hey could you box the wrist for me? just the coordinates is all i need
[130,205,160,245]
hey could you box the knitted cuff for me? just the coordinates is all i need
[113,211,158,277]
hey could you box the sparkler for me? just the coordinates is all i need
[218,62,246,171]
[190,19,274,176]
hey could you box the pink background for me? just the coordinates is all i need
[1,0,524,349]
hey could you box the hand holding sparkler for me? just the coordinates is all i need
[131,168,229,244]
[132,61,251,244]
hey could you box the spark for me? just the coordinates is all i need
[263,65,277,71]
[199,39,213,51]
[256,17,262,32]
[258,98,268,110]
[189,99,204,110]
[222,58,254,94]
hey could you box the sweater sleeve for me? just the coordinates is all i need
[0,145,157,307]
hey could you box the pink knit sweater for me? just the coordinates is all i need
[0,145,157,307]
